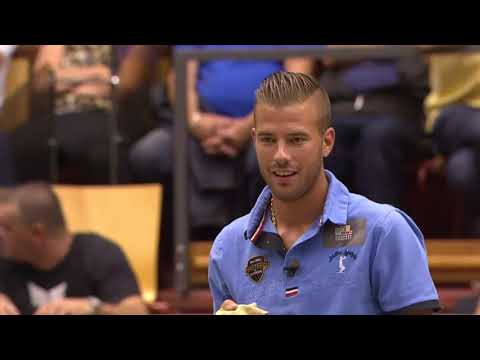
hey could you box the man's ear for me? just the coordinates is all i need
[251,127,256,142]
[322,127,335,158]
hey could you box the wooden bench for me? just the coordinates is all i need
[426,239,480,285]
[190,241,212,286]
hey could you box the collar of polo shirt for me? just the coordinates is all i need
[244,170,350,244]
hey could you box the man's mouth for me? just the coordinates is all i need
[272,170,298,178]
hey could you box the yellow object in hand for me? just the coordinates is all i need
[216,303,268,315]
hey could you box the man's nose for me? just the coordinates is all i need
[273,142,291,164]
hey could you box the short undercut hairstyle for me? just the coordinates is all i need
[255,71,331,131]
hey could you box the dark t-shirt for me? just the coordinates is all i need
[0,233,140,315]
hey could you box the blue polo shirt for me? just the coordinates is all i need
[176,45,322,117]
[208,170,439,315]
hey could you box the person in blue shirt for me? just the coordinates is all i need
[208,71,439,315]
[129,45,315,227]
[129,45,315,288]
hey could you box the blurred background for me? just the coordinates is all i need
[1,44,479,314]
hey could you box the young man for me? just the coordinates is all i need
[130,45,315,287]
[208,72,439,315]
[0,183,147,315]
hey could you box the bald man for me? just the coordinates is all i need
[0,183,147,315]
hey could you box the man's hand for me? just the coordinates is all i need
[220,299,238,311]
[216,117,253,154]
[201,136,239,157]
[34,298,94,315]
[0,293,20,315]
[190,113,229,142]
[190,112,253,157]
[216,300,268,315]
[191,113,241,157]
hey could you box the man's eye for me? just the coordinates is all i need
[260,137,274,144]
[291,137,306,144]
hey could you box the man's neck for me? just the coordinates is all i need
[31,232,73,271]
[273,171,329,233]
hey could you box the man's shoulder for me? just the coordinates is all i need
[73,232,123,256]
[348,193,418,233]
[216,214,250,242]
[348,193,423,247]
[211,214,250,254]
[348,193,396,221]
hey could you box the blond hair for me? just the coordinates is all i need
[255,72,331,130]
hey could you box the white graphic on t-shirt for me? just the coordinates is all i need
[27,282,67,308]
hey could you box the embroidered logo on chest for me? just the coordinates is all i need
[245,256,270,283]
[329,249,357,273]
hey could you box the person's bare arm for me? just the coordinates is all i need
[13,45,39,62]
[117,45,155,97]
[284,57,315,75]
[34,45,63,73]
[186,59,201,130]
[168,58,236,156]
[34,295,148,315]
[34,45,111,96]
[185,60,231,140]
[98,295,148,315]
[0,293,20,315]
[35,45,110,79]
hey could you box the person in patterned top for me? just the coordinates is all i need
[12,45,157,184]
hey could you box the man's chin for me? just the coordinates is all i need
[270,188,302,203]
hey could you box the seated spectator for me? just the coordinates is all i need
[11,45,155,184]
[319,45,428,208]
[0,182,147,315]
[419,46,480,236]
[129,45,315,287]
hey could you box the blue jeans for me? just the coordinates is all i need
[128,126,262,207]
[432,105,480,234]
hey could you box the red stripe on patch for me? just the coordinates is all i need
[285,288,299,298]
